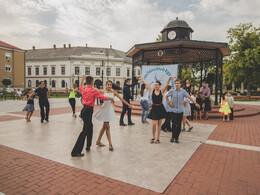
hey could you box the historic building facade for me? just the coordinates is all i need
[25,44,140,90]
[0,41,25,89]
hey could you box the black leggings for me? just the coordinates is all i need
[69,98,76,114]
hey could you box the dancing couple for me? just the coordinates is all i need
[71,75,131,157]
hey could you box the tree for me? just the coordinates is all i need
[224,23,260,96]
[156,34,162,42]
[1,79,11,88]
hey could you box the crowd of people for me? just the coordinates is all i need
[19,74,235,157]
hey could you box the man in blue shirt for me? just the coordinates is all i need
[166,78,200,143]
[120,78,141,126]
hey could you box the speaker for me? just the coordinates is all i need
[207,73,215,83]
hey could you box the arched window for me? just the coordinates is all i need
[44,80,47,86]
[61,80,65,88]
[52,80,56,88]
[36,80,39,87]
[75,80,79,87]
[28,80,31,87]
[116,81,120,86]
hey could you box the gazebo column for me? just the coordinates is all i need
[214,49,219,105]
[200,60,203,87]
[220,53,223,102]
[178,47,182,79]
[131,55,135,99]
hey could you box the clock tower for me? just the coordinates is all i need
[161,17,194,41]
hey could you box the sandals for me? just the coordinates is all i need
[155,139,160,144]
[109,145,114,151]
[150,138,155,144]
[96,141,105,147]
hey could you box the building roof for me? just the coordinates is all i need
[126,39,231,58]
[26,46,131,62]
[0,40,23,50]
[161,18,194,33]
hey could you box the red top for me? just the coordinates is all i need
[79,85,107,107]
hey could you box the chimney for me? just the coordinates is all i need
[53,44,56,49]
[32,46,35,50]
[86,43,88,47]
[63,44,66,48]
[110,45,112,49]
[68,44,71,48]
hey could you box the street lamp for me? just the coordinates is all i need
[105,49,109,80]
[100,60,105,88]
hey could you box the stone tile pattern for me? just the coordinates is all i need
[1,104,259,195]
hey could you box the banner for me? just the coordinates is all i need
[141,64,178,88]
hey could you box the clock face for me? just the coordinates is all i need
[168,30,177,40]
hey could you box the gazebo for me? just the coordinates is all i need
[126,18,230,105]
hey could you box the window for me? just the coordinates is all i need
[36,80,39,87]
[96,68,100,76]
[5,65,11,72]
[106,67,111,76]
[43,67,47,75]
[61,67,65,75]
[116,68,120,76]
[28,67,31,75]
[75,67,80,75]
[28,80,31,87]
[127,69,130,77]
[52,80,56,88]
[85,67,90,75]
[44,80,47,86]
[61,80,66,88]
[138,70,140,75]
[5,53,11,61]
[35,67,39,75]
[116,81,120,86]
[51,67,55,75]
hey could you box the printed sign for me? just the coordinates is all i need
[141,64,178,88]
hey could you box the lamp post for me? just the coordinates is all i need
[106,49,109,80]
[100,60,105,88]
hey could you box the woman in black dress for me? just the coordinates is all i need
[184,79,192,95]
[139,75,176,144]
[195,91,203,120]
[204,92,211,120]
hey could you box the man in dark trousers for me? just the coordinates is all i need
[71,75,114,157]
[35,81,50,123]
[119,78,140,126]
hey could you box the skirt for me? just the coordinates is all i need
[183,104,191,117]
[23,104,34,112]
[204,98,211,111]
[147,104,167,120]
[93,102,117,122]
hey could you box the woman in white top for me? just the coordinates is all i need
[140,83,150,123]
[94,80,132,151]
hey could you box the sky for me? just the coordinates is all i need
[0,0,259,52]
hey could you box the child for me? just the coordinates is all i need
[226,92,234,120]
[189,91,196,120]
[182,97,193,131]
[71,75,114,157]
[94,81,132,151]
[219,94,231,121]
[195,91,203,120]
[22,89,36,122]
[204,92,211,120]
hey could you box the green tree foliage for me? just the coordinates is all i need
[1,79,11,87]
[224,23,260,96]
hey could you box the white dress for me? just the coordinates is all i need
[183,97,191,116]
[93,91,117,122]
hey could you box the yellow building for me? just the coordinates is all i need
[0,41,26,88]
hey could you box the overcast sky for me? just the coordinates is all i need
[0,0,259,52]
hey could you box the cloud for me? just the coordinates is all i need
[0,0,259,51]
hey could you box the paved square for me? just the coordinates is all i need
[0,111,216,193]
